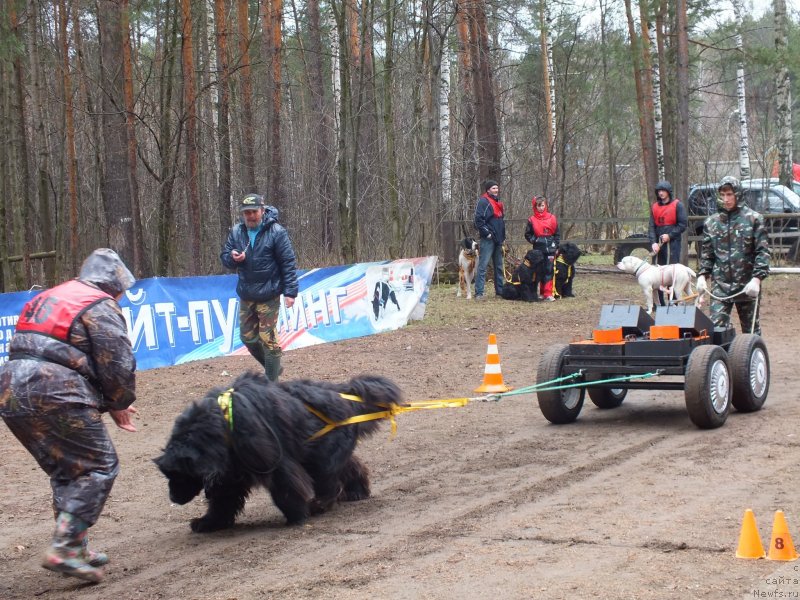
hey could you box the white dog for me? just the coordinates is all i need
[616,255,696,314]
[456,237,479,299]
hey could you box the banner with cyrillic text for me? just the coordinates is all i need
[0,257,437,370]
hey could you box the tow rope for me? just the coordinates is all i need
[306,370,665,440]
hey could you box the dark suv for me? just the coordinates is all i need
[686,184,719,239]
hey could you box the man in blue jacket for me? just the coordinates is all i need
[221,194,299,381]
[473,179,506,299]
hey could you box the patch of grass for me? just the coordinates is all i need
[414,271,641,330]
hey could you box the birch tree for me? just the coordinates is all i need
[439,37,452,209]
[648,21,665,180]
[774,0,793,187]
[731,0,751,179]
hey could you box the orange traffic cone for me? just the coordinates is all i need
[736,509,766,559]
[768,510,799,561]
[474,333,512,393]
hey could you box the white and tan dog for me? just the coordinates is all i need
[616,255,696,314]
[456,237,479,299]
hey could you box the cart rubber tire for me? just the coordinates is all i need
[588,385,627,409]
[684,345,731,429]
[537,344,585,424]
[728,334,769,413]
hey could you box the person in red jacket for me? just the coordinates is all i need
[648,180,687,305]
[0,249,137,583]
[524,196,560,301]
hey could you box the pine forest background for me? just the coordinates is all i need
[0,0,798,291]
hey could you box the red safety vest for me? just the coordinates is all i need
[15,280,112,342]
[651,199,679,227]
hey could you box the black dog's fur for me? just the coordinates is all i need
[154,372,403,532]
[500,249,546,302]
[554,242,582,298]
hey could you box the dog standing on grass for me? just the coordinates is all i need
[500,248,547,302]
[554,242,582,298]
[456,237,479,299]
[616,255,696,315]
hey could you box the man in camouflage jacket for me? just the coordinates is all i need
[0,248,137,583]
[697,177,770,334]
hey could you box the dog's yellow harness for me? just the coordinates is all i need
[217,389,235,431]
[305,394,469,441]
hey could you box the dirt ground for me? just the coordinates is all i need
[1,269,800,600]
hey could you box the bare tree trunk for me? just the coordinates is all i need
[98,0,135,266]
[465,0,500,181]
[774,0,793,187]
[307,0,335,252]
[58,0,80,276]
[262,0,284,208]
[331,0,358,262]
[27,0,55,285]
[9,1,33,287]
[455,0,477,209]
[236,0,257,191]
[214,0,233,237]
[121,0,150,277]
[599,0,619,239]
[675,0,689,262]
[157,0,180,275]
[624,0,657,196]
[384,0,400,258]
[181,0,202,263]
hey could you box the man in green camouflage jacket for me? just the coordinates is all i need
[0,249,137,583]
[696,177,770,334]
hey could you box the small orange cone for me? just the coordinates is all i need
[474,333,512,393]
[736,509,766,559]
[768,510,799,561]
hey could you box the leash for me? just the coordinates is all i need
[698,288,761,333]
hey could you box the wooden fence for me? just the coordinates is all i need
[440,214,800,266]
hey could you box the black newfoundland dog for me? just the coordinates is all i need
[501,248,547,302]
[154,371,403,532]
[554,242,582,298]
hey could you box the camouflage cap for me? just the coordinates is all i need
[238,194,265,211]
[79,248,135,297]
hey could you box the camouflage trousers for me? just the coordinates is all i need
[710,296,761,335]
[238,298,282,355]
[2,408,119,525]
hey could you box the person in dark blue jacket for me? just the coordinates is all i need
[473,179,506,299]
[221,194,299,381]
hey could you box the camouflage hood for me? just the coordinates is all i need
[78,248,136,297]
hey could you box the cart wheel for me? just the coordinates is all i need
[537,344,585,424]
[728,334,769,413]
[588,384,627,409]
[684,345,731,429]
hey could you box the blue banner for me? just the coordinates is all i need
[0,257,437,370]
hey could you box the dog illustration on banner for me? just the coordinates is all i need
[456,237,479,299]
[154,371,405,532]
[365,263,417,328]
[616,255,696,315]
